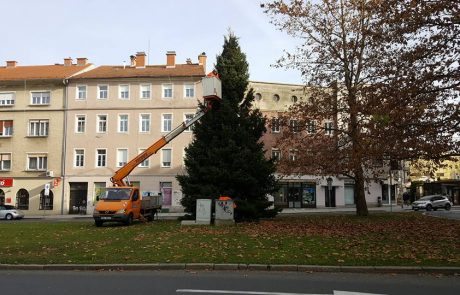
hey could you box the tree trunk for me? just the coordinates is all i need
[354,165,369,216]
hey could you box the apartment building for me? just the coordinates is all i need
[409,158,460,204]
[250,81,384,208]
[0,59,93,215]
[64,52,207,214]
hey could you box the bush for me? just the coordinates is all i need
[234,199,281,222]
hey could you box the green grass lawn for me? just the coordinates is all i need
[0,213,458,266]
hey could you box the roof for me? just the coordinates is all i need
[0,64,93,81]
[72,64,205,79]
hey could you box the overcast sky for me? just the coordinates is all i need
[0,0,303,84]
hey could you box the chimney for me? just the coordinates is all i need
[166,51,176,68]
[6,61,17,68]
[130,55,136,67]
[135,52,146,68]
[76,58,88,66]
[198,52,207,72]
[64,58,72,66]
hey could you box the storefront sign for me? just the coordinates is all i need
[0,178,13,187]
[53,178,61,188]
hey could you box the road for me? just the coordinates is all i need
[0,270,458,295]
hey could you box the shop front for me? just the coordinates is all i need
[273,181,317,208]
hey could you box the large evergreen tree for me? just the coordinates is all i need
[177,32,278,219]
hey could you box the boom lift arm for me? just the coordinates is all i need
[110,75,221,187]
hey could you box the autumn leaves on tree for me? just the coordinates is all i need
[263,0,459,216]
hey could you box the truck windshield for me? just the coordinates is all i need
[102,188,132,200]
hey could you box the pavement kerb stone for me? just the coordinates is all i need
[247,264,269,271]
[185,263,214,270]
[339,266,376,273]
[297,265,341,273]
[0,264,44,271]
[269,264,298,271]
[373,266,423,274]
[0,264,459,275]
[213,263,239,270]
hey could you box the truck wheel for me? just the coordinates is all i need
[125,214,133,226]
[147,214,153,222]
[95,220,103,227]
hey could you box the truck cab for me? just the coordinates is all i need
[93,187,141,226]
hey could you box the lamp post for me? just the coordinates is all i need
[326,177,333,207]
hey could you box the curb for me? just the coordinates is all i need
[0,263,458,275]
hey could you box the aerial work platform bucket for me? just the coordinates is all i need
[202,73,222,102]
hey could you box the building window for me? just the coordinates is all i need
[325,122,333,135]
[0,153,11,171]
[74,149,84,167]
[96,149,107,167]
[290,119,300,133]
[162,114,172,132]
[97,115,107,133]
[31,91,50,105]
[75,115,86,133]
[119,85,129,99]
[161,148,172,167]
[16,189,29,210]
[306,120,316,134]
[271,149,281,162]
[76,85,87,100]
[138,149,149,167]
[273,94,280,102]
[271,118,280,133]
[184,83,195,98]
[0,92,15,106]
[98,85,108,99]
[289,149,297,162]
[140,84,151,99]
[118,114,128,133]
[184,113,194,132]
[117,149,128,167]
[29,120,49,136]
[291,95,298,103]
[0,120,13,136]
[39,189,53,210]
[27,154,47,171]
[140,114,150,133]
[255,93,262,101]
[162,84,173,98]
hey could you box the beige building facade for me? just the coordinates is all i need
[63,52,207,214]
[0,59,93,215]
[250,81,385,208]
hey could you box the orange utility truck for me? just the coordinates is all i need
[93,75,221,227]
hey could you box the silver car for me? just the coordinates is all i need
[0,205,25,220]
[412,195,452,211]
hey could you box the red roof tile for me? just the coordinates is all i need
[0,64,93,81]
[72,64,205,79]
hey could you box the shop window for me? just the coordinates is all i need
[16,189,29,210]
[39,189,53,210]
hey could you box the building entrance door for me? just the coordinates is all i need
[325,187,336,207]
[288,186,302,208]
[69,182,88,214]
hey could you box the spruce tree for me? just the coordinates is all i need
[177,32,278,220]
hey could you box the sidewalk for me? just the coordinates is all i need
[24,204,430,220]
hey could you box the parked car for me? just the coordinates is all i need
[0,205,25,220]
[412,195,452,211]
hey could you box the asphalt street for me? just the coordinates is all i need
[0,270,458,295]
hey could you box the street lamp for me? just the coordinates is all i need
[326,177,333,207]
